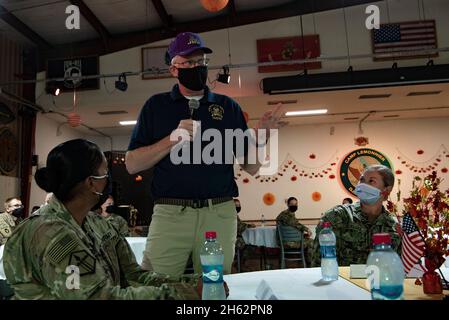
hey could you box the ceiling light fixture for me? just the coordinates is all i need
[115,73,128,92]
[119,120,137,126]
[217,66,231,84]
[285,109,328,116]
[46,82,61,96]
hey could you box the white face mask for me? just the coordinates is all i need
[354,183,382,205]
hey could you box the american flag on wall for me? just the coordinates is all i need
[372,20,438,61]
[399,213,427,275]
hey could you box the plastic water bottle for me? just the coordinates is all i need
[319,221,339,281]
[200,231,226,300]
[366,233,404,300]
[261,214,265,227]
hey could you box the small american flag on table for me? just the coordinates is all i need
[372,20,438,61]
[400,213,427,275]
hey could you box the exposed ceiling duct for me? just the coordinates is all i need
[262,64,449,94]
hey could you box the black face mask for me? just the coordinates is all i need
[91,176,111,212]
[12,207,24,218]
[105,204,116,214]
[288,206,298,213]
[235,206,241,214]
[177,66,208,91]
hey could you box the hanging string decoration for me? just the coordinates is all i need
[234,152,339,183]
[395,145,449,175]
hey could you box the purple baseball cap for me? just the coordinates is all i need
[167,32,212,61]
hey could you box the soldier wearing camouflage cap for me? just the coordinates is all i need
[3,139,199,299]
[310,165,401,267]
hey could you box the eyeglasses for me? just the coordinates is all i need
[172,58,210,68]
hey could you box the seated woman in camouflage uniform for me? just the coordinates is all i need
[3,139,199,300]
[310,165,401,267]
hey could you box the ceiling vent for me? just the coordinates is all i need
[98,110,128,115]
[267,100,297,105]
[407,91,442,96]
[359,94,391,99]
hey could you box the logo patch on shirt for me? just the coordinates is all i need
[69,250,96,276]
[208,104,224,120]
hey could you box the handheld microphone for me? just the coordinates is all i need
[188,99,200,119]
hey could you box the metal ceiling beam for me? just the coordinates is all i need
[228,0,237,23]
[69,0,110,48]
[41,0,379,68]
[151,0,173,28]
[0,4,52,50]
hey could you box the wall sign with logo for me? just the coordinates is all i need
[339,148,393,196]
[46,56,99,92]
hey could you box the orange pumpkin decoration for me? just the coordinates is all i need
[312,192,322,202]
[200,0,229,12]
[263,192,276,206]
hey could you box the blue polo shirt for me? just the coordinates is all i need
[128,84,249,199]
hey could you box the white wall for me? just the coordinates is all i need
[29,113,85,208]
[236,116,449,223]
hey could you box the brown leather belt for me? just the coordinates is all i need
[154,197,233,209]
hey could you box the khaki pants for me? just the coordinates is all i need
[141,200,237,277]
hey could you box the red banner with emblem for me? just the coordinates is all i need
[256,35,321,73]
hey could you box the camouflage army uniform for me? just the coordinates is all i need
[3,197,199,300]
[0,212,18,245]
[276,210,313,264]
[105,214,130,237]
[236,216,254,250]
[310,202,401,267]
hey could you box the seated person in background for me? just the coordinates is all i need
[342,197,353,205]
[234,199,255,251]
[0,197,24,245]
[100,195,130,237]
[311,165,401,267]
[276,197,313,265]
[3,139,199,300]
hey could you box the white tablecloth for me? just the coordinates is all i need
[242,226,278,248]
[125,237,147,265]
[224,267,371,300]
[0,245,5,280]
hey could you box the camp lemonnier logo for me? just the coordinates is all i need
[208,104,224,120]
[169,125,279,176]
[64,60,83,89]
[339,148,392,196]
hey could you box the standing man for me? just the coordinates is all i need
[0,197,24,245]
[126,32,283,277]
